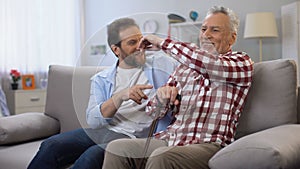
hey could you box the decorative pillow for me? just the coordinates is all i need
[0,112,60,145]
[235,59,297,139]
[209,124,300,169]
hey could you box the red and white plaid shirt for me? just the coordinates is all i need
[147,39,253,147]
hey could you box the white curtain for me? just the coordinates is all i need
[0,0,81,89]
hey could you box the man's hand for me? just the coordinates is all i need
[102,84,153,118]
[138,34,164,51]
[156,86,180,107]
[121,84,153,104]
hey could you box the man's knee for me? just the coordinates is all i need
[106,138,147,158]
[106,139,133,156]
[40,137,60,151]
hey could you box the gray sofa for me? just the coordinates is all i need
[0,59,299,169]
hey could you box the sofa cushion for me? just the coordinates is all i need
[0,113,59,145]
[45,65,105,133]
[235,59,298,139]
[0,140,43,169]
[209,124,300,169]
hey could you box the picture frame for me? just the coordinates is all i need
[22,74,35,90]
[90,44,106,55]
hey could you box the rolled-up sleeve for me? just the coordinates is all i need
[86,76,112,129]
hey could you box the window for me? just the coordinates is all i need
[0,0,81,89]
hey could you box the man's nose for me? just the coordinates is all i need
[135,44,141,51]
[135,45,144,53]
[202,30,211,38]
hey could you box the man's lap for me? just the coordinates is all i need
[46,127,129,146]
[105,138,222,169]
[147,143,222,169]
[105,138,167,158]
[29,127,130,168]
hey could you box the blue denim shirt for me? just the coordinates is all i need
[86,54,177,136]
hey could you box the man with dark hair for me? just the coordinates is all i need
[27,17,177,169]
[102,6,253,169]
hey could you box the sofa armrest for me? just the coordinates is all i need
[0,112,60,145]
[209,124,300,169]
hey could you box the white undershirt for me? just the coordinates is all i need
[107,66,155,138]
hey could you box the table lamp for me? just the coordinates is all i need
[244,12,278,62]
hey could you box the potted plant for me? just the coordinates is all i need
[10,69,21,90]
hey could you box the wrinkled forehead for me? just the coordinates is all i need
[119,26,142,41]
[202,13,230,29]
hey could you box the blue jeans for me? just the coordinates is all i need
[27,127,129,169]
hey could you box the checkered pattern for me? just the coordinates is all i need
[146,39,253,147]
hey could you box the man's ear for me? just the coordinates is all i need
[230,32,237,46]
[111,44,120,57]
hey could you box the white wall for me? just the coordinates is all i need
[81,0,297,66]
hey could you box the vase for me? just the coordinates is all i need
[11,83,18,90]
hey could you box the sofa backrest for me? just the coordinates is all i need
[44,65,105,133]
[235,59,298,139]
[45,60,299,136]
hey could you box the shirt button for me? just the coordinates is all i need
[204,79,209,86]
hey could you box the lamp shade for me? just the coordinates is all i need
[244,12,278,38]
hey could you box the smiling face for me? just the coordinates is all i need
[111,26,145,68]
[199,12,236,54]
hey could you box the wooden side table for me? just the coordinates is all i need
[5,89,47,115]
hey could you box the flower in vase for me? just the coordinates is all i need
[10,69,21,84]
